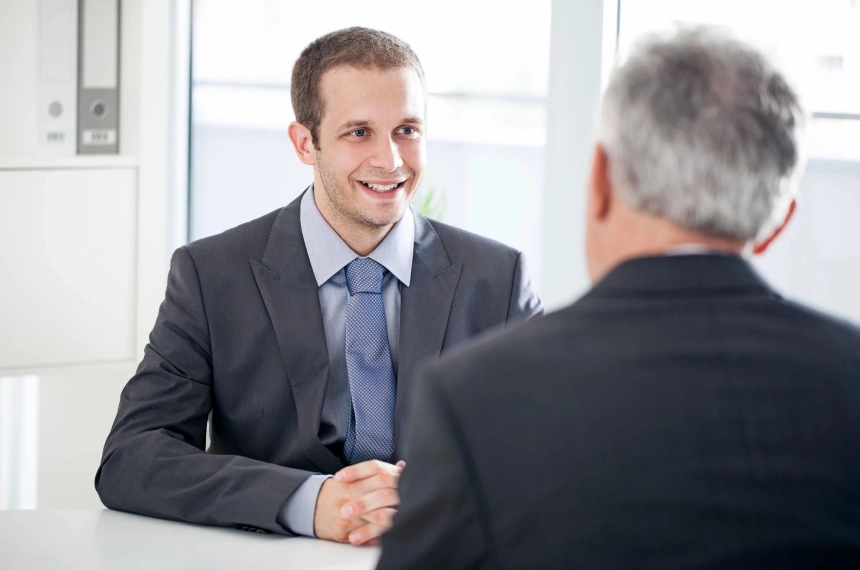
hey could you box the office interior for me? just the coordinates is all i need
[0,0,859,515]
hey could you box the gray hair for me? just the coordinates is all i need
[599,27,804,241]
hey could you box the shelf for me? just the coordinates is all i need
[0,154,138,171]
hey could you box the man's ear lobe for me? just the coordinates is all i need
[752,198,797,255]
[590,144,613,221]
[288,122,318,166]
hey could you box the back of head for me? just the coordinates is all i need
[599,27,804,242]
[291,27,426,147]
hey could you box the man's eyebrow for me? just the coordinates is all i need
[336,119,373,131]
[335,117,425,131]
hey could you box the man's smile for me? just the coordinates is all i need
[357,180,407,193]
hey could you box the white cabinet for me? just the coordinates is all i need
[0,164,137,370]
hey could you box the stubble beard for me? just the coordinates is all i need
[316,152,410,231]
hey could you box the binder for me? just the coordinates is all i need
[77,0,119,154]
[37,0,78,157]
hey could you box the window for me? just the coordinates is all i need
[617,0,860,159]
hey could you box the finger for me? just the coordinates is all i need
[340,488,399,519]
[334,518,366,544]
[395,460,406,470]
[351,469,401,498]
[359,506,397,529]
[335,459,398,483]
[348,522,387,546]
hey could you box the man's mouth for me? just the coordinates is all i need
[358,180,407,193]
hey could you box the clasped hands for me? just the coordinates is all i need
[313,459,405,545]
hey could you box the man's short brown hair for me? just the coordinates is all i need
[291,27,426,147]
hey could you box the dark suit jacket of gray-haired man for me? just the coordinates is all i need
[381,255,860,569]
[378,28,860,569]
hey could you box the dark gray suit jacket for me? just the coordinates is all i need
[379,254,860,569]
[95,193,542,534]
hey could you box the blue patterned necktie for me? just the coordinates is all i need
[343,257,397,464]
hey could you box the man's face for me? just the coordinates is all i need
[313,65,427,231]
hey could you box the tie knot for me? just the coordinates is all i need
[345,257,385,295]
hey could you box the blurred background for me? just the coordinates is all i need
[0,0,858,510]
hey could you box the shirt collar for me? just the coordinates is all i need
[300,185,414,287]
[665,243,733,256]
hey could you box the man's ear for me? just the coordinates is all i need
[752,198,797,255]
[588,144,613,222]
[288,122,318,166]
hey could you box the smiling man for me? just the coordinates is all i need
[95,27,541,546]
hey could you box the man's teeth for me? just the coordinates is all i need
[361,181,401,192]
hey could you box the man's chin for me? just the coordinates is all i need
[354,197,410,227]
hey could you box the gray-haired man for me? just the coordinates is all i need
[378,28,860,569]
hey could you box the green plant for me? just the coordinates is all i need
[412,183,447,220]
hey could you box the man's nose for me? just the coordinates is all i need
[368,136,403,172]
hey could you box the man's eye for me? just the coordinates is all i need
[401,126,415,135]
[351,129,367,137]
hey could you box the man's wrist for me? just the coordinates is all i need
[277,474,332,537]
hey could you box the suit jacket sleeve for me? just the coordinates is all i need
[378,365,490,570]
[95,246,311,534]
[508,251,543,324]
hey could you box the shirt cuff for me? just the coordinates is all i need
[278,474,332,537]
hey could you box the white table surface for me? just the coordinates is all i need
[0,509,380,569]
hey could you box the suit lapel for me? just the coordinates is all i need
[251,194,344,474]
[396,209,463,439]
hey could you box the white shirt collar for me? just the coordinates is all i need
[664,243,727,256]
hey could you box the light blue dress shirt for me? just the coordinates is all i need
[278,186,414,537]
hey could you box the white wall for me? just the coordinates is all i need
[541,0,614,310]
[0,0,187,509]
